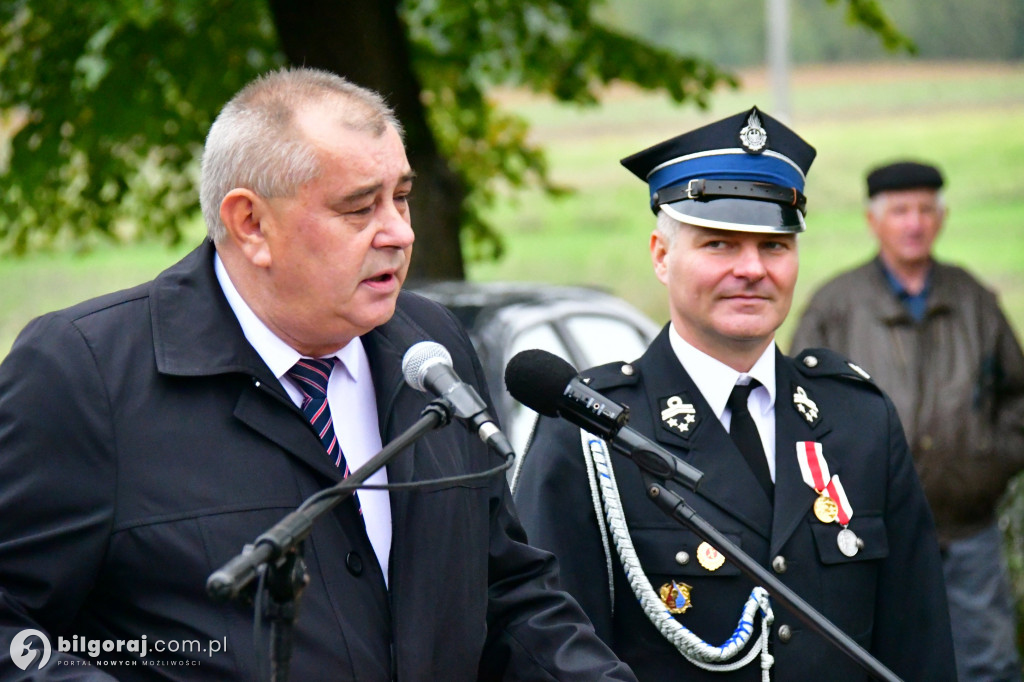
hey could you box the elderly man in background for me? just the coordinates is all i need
[792,160,1024,682]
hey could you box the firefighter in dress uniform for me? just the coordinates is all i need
[512,108,956,681]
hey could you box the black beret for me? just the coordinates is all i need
[865,161,944,198]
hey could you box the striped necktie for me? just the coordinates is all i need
[287,357,349,477]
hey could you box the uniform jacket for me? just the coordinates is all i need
[514,327,955,681]
[791,258,1024,542]
[0,241,635,682]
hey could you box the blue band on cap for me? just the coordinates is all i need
[648,152,805,204]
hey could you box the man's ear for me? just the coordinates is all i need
[220,189,272,268]
[650,230,670,284]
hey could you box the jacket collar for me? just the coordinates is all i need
[867,256,955,323]
[634,328,773,538]
[151,240,279,385]
[148,240,425,485]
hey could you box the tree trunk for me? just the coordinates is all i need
[268,0,467,281]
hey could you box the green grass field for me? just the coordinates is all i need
[1,60,1022,358]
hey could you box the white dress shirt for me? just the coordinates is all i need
[214,255,392,584]
[668,326,778,481]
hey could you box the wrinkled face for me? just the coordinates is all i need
[255,109,414,356]
[867,189,944,271]
[651,222,798,360]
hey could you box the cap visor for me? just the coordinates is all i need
[662,198,806,234]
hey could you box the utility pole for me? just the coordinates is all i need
[766,0,791,122]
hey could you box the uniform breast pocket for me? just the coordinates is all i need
[809,515,888,565]
[809,515,889,641]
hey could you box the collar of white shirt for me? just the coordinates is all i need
[667,325,776,422]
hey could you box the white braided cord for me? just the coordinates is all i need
[581,431,617,612]
[580,430,775,679]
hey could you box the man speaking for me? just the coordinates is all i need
[0,67,634,681]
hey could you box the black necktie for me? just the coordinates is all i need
[727,380,773,500]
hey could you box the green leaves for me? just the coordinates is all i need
[0,0,912,262]
[403,0,736,262]
[0,0,281,253]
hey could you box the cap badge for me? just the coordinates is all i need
[739,109,767,154]
[660,394,697,437]
[792,385,820,426]
[659,580,693,614]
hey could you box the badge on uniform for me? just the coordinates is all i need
[659,580,693,614]
[791,385,820,426]
[696,541,726,572]
[659,394,698,438]
[796,441,863,556]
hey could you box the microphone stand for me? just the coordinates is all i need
[635,464,902,682]
[206,399,453,682]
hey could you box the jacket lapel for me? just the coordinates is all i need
[770,350,835,556]
[361,311,415,488]
[635,332,773,539]
[148,240,346,483]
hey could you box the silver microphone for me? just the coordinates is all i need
[402,341,515,459]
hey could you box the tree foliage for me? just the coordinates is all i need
[0,0,908,273]
[0,0,281,253]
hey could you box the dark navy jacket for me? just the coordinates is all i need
[0,241,634,682]
[515,326,955,681]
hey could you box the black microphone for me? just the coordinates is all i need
[504,349,703,491]
[402,341,516,460]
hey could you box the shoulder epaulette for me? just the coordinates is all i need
[580,360,642,392]
[793,347,875,385]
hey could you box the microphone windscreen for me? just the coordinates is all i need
[504,349,578,417]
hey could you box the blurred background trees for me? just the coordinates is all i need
[0,0,915,279]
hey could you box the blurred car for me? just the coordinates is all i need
[411,281,661,458]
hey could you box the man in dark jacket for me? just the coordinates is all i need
[791,160,1024,682]
[514,109,956,680]
[0,67,635,681]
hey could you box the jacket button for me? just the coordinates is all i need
[772,555,787,573]
[803,355,818,368]
[621,364,635,376]
[346,551,363,576]
[675,551,690,565]
[778,624,792,642]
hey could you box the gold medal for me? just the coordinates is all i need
[813,493,838,524]
[659,581,692,614]
[696,542,725,572]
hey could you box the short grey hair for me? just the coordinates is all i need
[867,189,946,220]
[200,67,403,242]
[656,210,683,244]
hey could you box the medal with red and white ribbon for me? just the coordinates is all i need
[796,442,862,556]
[796,441,838,523]
[825,475,862,556]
